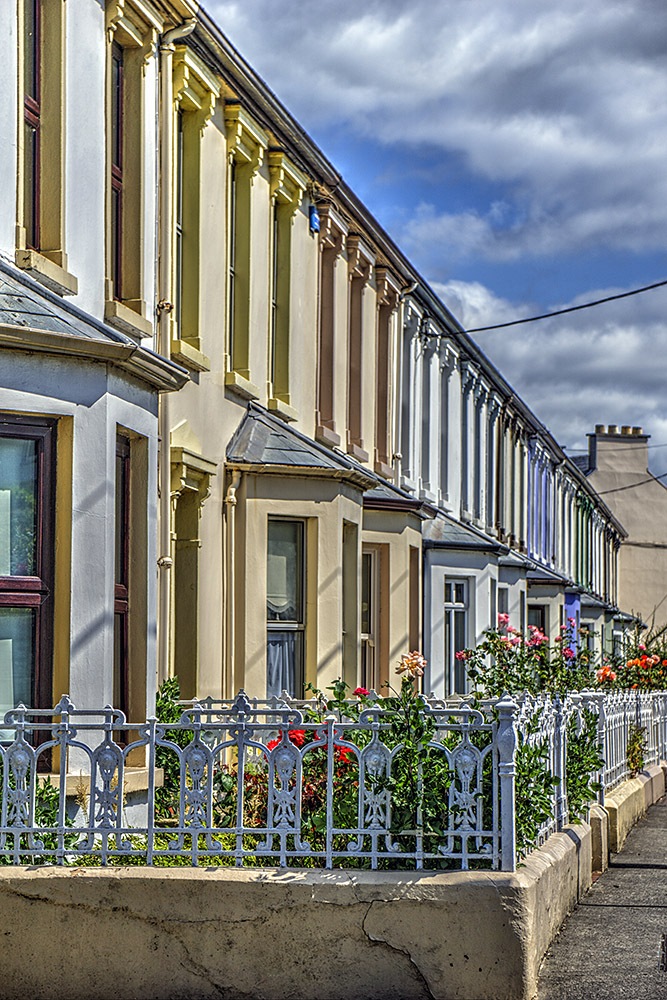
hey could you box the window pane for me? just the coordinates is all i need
[267,630,302,698]
[454,610,467,692]
[267,520,303,622]
[23,121,38,250]
[24,0,39,102]
[0,608,35,731]
[455,583,465,604]
[111,45,123,169]
[0,436,37,576]
[111,187,121,299]
[527,605,545,631]
[444,582,452,603]
[498,587,509,615]
[361,552,372,635]
[115,442,129,586]
[113,613,127,711]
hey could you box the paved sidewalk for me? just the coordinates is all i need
[537,797,667,999]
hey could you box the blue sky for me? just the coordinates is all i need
[206,0,667,469]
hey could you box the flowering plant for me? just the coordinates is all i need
[463,618,597,698]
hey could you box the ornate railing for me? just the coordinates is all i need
[0,689,665,871]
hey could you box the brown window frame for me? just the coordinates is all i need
[110,41,124,300]
[23,0,41,251]
[114,434,130,718]
[0,413,56,711]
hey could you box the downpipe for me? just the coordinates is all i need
[156,18,196,688]
[224,471,241,697]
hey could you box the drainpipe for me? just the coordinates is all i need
[156,18,196,688]
[224,471,242,697]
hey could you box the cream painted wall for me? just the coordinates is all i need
[362,510,423,679]
[232,473,365,697]
[588,432,667,623]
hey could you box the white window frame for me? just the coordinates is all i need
[444,576,469,695]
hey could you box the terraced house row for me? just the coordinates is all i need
[0,0,630,734]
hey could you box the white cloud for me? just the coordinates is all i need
[435,278,667,470]
[207,0,667,263]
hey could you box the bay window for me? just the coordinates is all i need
[0,415,55,722]
[266,519,305,697]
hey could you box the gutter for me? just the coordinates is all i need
[226,460,375,491]
[0,323,187,391]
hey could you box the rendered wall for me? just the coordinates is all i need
[0,825,589,1000]
[0,352,159,718]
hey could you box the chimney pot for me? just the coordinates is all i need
[621,425,631,435]
[608,425,618,434]
[632,426,642,436]
[595,424,605,434]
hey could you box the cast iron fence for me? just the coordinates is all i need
[0,689,665,871]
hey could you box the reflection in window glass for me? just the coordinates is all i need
[444,577,468,695]
[267,520,304,698]
[0,437,37,577]
[0,608,35,738]
[267,520,303,622]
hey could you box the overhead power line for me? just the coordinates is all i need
[596,471,667,496]
[461,279,667,334]
[564,441,667,453]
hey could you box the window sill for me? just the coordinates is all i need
[347,441,369,463]
[105,299,154,340]
[315,424,341,448]
[374,459,394,480]
[268,397,298,422]
[171,338,210,373]
[15,249,78,296]
[225,369,260,400]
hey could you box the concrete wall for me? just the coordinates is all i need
[0,766,663,1000]
[0,826,590,1000]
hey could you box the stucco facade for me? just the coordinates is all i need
[1,0,637,724]
[581,425,667,626]
[0,0,186,732]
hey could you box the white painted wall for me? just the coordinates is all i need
[0,350,158,715]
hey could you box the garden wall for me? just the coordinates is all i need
[0,828,589,1000]
[0,767,662,1000]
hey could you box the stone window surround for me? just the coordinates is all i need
[315,202,348,448]
[373,266,400,479]
[345,233,374,463]
[266,149,306,423]
[169,44,220,372]
[224,103,267,401]
[15,0,78,297]
[104,0,163,341]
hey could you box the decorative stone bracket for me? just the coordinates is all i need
[174,46,220,134]
[170,447,217,521]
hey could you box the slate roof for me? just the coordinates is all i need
[425,515,499,551]
[227,404,372,477]
[0,267,132,346]
[570,454,590,474]
[227,405,437,516]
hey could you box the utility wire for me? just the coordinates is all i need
[461,279,667,334]
[596,471,667,496]
[565,441,667,453]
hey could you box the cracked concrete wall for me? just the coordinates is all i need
[0,827,596,1000]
